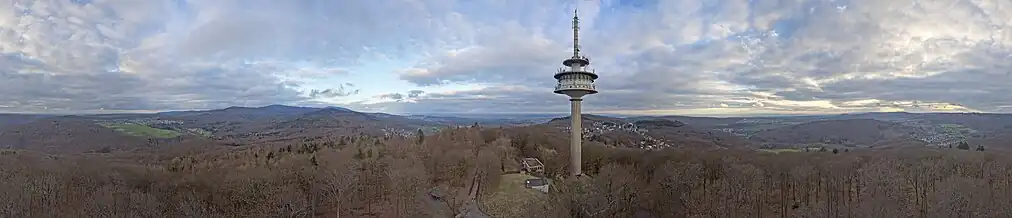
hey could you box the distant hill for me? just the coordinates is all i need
[825,112,1012,132]
[0,117,151,153]
[750,119,920,148]
[260,108,443,140]
[7,106,1012,154]
[0,105,450,153]
[152,105,362,137]
[158,105,322,122]
[967,126,1012,150]
[404,115,541,127]
[632,119,754,149]
[626,115,744,128]
[0,114,51,129]
[414,113,562,124]
[147,105,450,146]
[909,113,1012,133]
[544,114,751,149]
[546,114,629,126]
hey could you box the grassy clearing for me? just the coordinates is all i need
[186,128,213,138]
[939,123,965,128]
[939,124,976,134]
[759,148,803,154]
[99,123,181,138]
[482,173,547,217]
[742,124,791,132]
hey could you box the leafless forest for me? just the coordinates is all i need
[1,126,1010,218]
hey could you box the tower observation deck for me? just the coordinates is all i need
[554,9,598,98]
[554,8,598,177]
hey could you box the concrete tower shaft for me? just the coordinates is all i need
[569,98,583,176]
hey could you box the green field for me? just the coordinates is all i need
[99,123,181,138]
[939,123,976,134]
[740,123,793,133]
[759,148,804,154]
[186,128,213,138]
[940,124,973,130]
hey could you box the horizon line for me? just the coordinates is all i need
[0,105,1006,118]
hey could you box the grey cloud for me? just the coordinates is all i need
[374,90,424,103]
[165,0,478,64]
[378,93,405,100]
[5,0,1012,114]
[0,71,149,111]
[817,73,1012,111]
[287,68,352,79]
[407,90,425,98]
[0,63,308,111]
[385,0,1012,114]
[309,84,360,99]
[397,32,565,87]
[0,0,451,112]
[359,88,567,113]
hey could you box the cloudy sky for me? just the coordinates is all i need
[1,0,1011,116]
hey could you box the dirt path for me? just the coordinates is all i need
[419,191,453,217]
[424,149,494,218]
[455,169,491,218]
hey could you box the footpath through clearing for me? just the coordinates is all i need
[455,170,491,218]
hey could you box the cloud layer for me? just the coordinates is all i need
[2,0,1011,115]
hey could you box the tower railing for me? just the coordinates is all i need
[556,67,596,75]
[567,56,591,62]
[555,84,596,90]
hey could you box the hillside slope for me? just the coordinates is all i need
[545,114,751,149]
[633,119,753,149]
[968,127,1012,150]
[261,108,442,140]
[0,105,468,153]
[0,114,50,129]
[0,117,151,153]
[751,119,919,148]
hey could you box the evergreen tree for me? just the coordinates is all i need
[957,141,970,150]
[416,129,425,144]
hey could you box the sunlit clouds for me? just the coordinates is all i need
[1,0,1010,115]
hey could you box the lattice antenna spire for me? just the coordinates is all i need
[572,8,581,58]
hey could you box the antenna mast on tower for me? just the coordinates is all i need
[572,8,581,58]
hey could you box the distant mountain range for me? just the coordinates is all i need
[3,105,1012,153]
[545,114,753,150]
